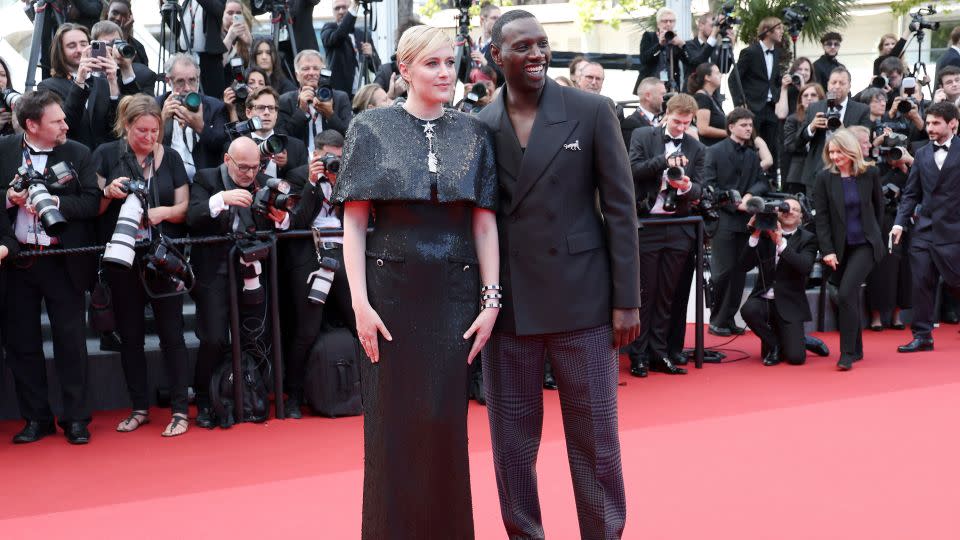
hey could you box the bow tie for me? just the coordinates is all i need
[664,135,683,146]
[933,143,950,153]
[764,49,774,55]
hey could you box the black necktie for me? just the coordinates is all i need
[933,143,949,153]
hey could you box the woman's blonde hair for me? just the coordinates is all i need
[114,94,163,141]
[396,25,454,70]
[822,128,870,175]
[352,83,385,113]
[878,33,897,53]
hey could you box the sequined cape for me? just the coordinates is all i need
[331,105,499,210]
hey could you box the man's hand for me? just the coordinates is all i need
[612,308,640,349]
[822,253,839,270]
[221,189,253,207]
[470,50,487,66]
[737,193,753,213]
[748,215,760,237]
[314,98,334,118]
[387,73,408,99]
[934,88,947,104]
[298,86,315,113]
[666,154,688,169]
[272,150,288,169]
[176,101,205,133]
[0,244,8,266]
[810,112,828,131]
[767,222,783,245]
[667,175,691,191]
[222,86,236,108]
[75,55,97,85]
[890,226,903,245]
[0,111,11,130]
[360,42,373,56]
[671,35,685,47]
[161,93,181,122]
[266,207,287,224]
[6,186,27,207]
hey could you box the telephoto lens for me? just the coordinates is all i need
[113,40,136,59]
[663,30,675,42]
[28,184,68,236]
[257,134,285,156]
[177,92,202,112]
[102,194,144,268]
[307,257,340,304]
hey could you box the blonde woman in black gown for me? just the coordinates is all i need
[333,26,501,540]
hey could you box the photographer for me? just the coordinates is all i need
[186,137,291,428]
[1,90,100,444]
[241,86,308,178]
[620,77,665,148]
[279,129,353,417]
[250,37,298,95]
[321,0,382,97]
[579,62,605,95]
[887,78,927,136]
[783,82,824,195]
[104,0,159,93]
[93,95,191,437]
[813,32,844,88]
[166,0,227,98]
[874,33,908,76]
[734,16,784,173]
[278,50,353,146]
[705,108,770,336]
[157,53,230,182]
[628,94,705,377]
[222,66,271,122]
[636,7,689,92]
[683,13,722,82]
[38,22,142,150]
[0,57,19,136]
[798,67,871,195]
[934,66,960,107]
[739,197,818,366]
[777,57,816,120]
[20,0,101,81]
[220,1,253,77]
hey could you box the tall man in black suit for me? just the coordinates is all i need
[684,13,722,83]
[892,102,960,352]
[321,0,382,96]
[242,86,308,178]
[278,50,354,147]
[636,7,689,92]
[739,197,819,365]
[1,91,100,444]
[628,93,705,377]
[620,76,664,148]
[734,16,784,171]
[935,27,960,85]
[157,53,230,183]
[705,108,770,336]
[479,11,641,539]
[170,0,227,97]
[798,66,871,193]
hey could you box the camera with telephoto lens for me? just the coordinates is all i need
[882,183,902,209]
[175,92,202,112]
[825,92,842,131]
[112,39,136,59]
[143,238,193,293]
[102,173,152,268]
[317,152,341,175]
[460,83,488,114]
[876,132,910,162]
[307,256,340,304]
[872,75,889,88]
[791,73,803,87]
[746,195,791,231]
[661,149,685,213]
[1,87,21,112]
[692,184,720,222]
[237,237,271,305]
[315,69,334,102]
[11,162,76,237]
[897,77,918,114]
[257,134,285,158]
[909,6,940,32]
[782,3,810,38]
[717,2,740,37]
[252,177,300,217]
[229,57,249,102]
[225,116,263,139]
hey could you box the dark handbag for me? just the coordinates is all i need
[87,262,116,332]
[304,326,362,418]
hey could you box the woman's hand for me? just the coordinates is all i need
[355,302,392,363]
[104,177,130,199]
[0,110,11,130]
[147,207,169,225]
[464,307,498,364]
[822,253,839,270]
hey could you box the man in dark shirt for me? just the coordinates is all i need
[813,32,844,87]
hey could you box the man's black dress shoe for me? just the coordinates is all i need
[649,356,687,375]
[543,371,558,390]
[762,347,781,366]
[64,422,90,445]
[708,324,732,337]
[629,362,648,378]
[195,407,216,429]
[804,336,830,357]
[284,396,303,419]
[668,351,688,366]
[12,420,56,444]
[897,338,934,353]
[837,357,854,371]
[727,323,746,335]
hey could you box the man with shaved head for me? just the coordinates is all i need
[186,137,291,428]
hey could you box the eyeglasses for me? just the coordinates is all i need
[250,105,278,113]
[228,154,259,174]
[171,77,199,88]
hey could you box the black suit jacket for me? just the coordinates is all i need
[228,133,308,179]
[157,92,230,175]
[282,163,339,271]
[636,31,689,92]
[813,166,885,265]
[896,136,960,244]
[619,109,654,150]
[320,11,382,96]
[936,47,960,85]
[704,137,769,232]
[734,42,782,113]
[286,0,321,53]
[0,135,100,291]
[628,126,704,237]
[477,78,641,335]
[739,228,818,322]
[38,75,140,150]
[277,88,353,140]
[798,99,871,188]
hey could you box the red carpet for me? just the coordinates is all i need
[3,326,960,539]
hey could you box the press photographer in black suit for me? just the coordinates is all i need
[168,0,227,97]
[241,87,308,178]
[93,95,192,438]
[739,197,818,366]
[628,93,704,377]
[704,108,770,336]
[1,90,101,444]
[636,7,689,92]
[814,129,884,370]
[734,16,784,171]
[620,77,664,148]
[321,0,382,97]
[157,53,230,182]
[892,102,960,353]
[280,129,354,418]
[21,0,101,81]
[278,50,354,147]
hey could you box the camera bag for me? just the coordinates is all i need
[304,326,362,418]
[210,352,270,428]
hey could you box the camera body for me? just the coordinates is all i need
[460,83,488,114]
[876,132,910,162]
[225,116,263,139]
[782,3,810,38]
[252,177,299,217]
[229,57,249,103]
[909,5,940,32]
[662,149,685,213]
[12,161,76,237]
[747,196,790,231]
[791,73,803,87]
[144,240,193,293]
[882,183,902,209]
[717,2,740,35]
[237,237,272,305]
[825,92,842,131]
[175,92,202,113]
[315,69,334,102]
[317,152,341,175]
[112,39,136,59]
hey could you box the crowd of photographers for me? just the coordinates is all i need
[0,0,958,444]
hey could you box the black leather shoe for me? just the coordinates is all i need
[837,357,854,371]
[762,347,781,366]
[64,422,90,445]
[628,351,648,378]
[99,331,122,352]
[804,336,830,357]
[891,322,906,330]
[284,396,303,419]
[543,371,558,390]
[669,352,688,366]
[708,324,732,337]
[195,407,216,429]
[897,338,934,353]
[942,311,959,324]
[727,323,746,335]
[12,420,56,444]
[650,356,687,375]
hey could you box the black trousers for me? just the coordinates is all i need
[909,233,960,339]
[285,245,354,396]
[198,52,226,101]
[833,244,876,359]
[740,297,807,364]
[632,224,693,359]
[757,103,780,173]
[667,250,697,356]
[4,254,90,426]
[105,262,190,414]
[710,229,750,327]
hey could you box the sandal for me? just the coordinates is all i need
[117,410,150,432]
[162,413,189,438]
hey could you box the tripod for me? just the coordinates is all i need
[358,1,378,86]
[24,0,66,90]
[157,0,193,95]
[270,0,298,82]
[718,35,748,110]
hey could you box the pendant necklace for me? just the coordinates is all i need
[423,120,439,173]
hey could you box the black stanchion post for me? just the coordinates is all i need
[227,244,244,422]
[695,219,705,369]
[268,236,285,419]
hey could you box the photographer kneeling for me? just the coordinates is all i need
[281,129,354,418]
[95,95,192,437]
[187,137,291,428]
[739,197,818,366]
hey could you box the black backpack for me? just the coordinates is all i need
[210,353,271,428]
[304,327,362,418]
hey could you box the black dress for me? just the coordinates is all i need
[332,105,498,540]
[694,91,725,147]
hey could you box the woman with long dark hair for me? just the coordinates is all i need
[813,129,884,370]
[0,56,18,136]
[688,63,726,146]
[782,82,824,194]
[250,36,297,94]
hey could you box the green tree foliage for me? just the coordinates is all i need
[732,0,856,45]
